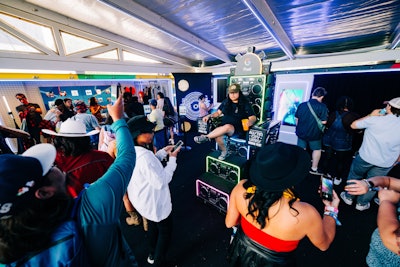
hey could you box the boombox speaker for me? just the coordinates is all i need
[196,172,235,213]
[206,151,247,184]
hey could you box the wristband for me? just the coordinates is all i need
[324,211,342,226]
[324,206,339,213]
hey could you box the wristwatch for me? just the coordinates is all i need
[364,179,379,191]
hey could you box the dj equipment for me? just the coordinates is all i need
[196,172,235,213]
[206,151,247,184]
[247,120,281,148]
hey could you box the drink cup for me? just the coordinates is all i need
[242,119,249,131]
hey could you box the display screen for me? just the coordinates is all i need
[276,89,304,126]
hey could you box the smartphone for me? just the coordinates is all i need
[172,140,184,152]
[379,108,386,115]
[320,175,333,201]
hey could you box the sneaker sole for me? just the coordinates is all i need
[340,192,353,205]
[355,203,370,211]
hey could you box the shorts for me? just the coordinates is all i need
[297,138,322,150]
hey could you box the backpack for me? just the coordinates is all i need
[2,192,91,267]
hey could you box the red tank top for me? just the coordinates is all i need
[240,216,299,252]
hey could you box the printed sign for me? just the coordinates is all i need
[247,127,266,147]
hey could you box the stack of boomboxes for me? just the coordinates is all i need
[196,74,277,213]
[195,151,248,213]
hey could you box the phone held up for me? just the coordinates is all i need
[320,175,333,201]
[172,140,184,152]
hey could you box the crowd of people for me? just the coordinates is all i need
[0,86,399,266]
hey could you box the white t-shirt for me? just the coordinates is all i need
[356,114,400,167]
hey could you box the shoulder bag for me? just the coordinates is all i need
[307,102,326,132]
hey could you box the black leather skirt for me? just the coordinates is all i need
[227,227,296,267]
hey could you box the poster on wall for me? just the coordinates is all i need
[40,86,111,110]
[172,73,212,132]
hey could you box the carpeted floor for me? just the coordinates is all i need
[121,131,386,267]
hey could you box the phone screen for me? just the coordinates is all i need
[172,140,184,152]
[320,176,333,201]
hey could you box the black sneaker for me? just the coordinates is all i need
[309,168,323,175]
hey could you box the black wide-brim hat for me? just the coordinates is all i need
[127,115,156,139]
[249,142,311,192]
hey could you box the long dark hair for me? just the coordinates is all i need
[53,136,92,157]
[243,180,300,229]
[0,189,72,263]
[89,97,98,107]
[225,90,249,114]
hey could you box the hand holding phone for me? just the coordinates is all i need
[320,175,333,201]
[172,140,184,152]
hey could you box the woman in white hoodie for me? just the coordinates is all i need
[126,115,181,267]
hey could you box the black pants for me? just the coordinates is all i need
[147,214,173,266]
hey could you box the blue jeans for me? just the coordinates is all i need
[345,153,392,205]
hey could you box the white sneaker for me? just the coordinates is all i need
[147,254,154,264]
[340,191,353,205]
[334,177,342,185]
[218,150,228,160]
[356,202,370,211]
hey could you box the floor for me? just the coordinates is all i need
[121,132,382,267]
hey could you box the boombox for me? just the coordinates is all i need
[247,120,281,148]
[196,172,235,213]
[206,151,248,184]
[214,136,250,159]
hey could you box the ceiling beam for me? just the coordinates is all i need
[0,52,192,74]
[99,0,232,63]
[242,0,296,60]
[0,20,57,56]
[388,22,400,49]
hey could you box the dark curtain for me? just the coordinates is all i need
[313,71,400,150]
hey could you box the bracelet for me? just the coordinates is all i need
[324,211,342,226]
[324,206,339,213]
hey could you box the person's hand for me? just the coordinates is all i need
[202,115,210,123]
[164,145,174,153]
[344,179,369,195]
[165,144,180,157]
[322,190,340,209]
[369,108,383,116]
[378,189,400,204]
[107,95,124,121]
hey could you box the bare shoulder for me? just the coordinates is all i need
[293,201,320,218]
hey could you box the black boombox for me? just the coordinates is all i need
[197,117,221,134]
[206,151,247,184]
[196,172,235,213]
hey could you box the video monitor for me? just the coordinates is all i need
[276,88,304,126]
